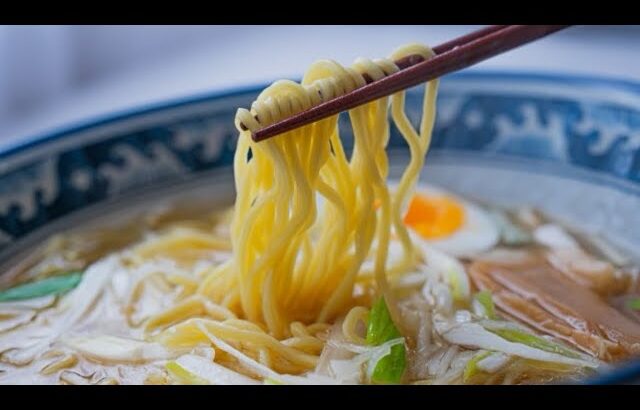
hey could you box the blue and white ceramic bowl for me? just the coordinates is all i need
[1,71,639,383]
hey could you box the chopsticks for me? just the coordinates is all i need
[243,25,570,142]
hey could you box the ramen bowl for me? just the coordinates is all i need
[1,71,639,383]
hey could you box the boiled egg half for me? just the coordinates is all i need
[403,184,498,258]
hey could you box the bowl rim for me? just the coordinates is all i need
[2,70,640,163]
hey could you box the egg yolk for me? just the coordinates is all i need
[403,193,465,239]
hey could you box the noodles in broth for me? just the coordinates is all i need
[1,44,639,385]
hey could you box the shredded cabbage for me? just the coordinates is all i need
[487,209,532,246]
[329,338,405,384]
[487,328,581,359]
[472,291,497,320]
[462,351,510,382]
[63,335,174,363]
[476,352,510,373]
[436,319,598,368]
[0,295,56,311]
[421,245,470,303]
[0,310,35,333]
[167,354,259,385]
[534,224,580,250]
[166,361,208,384]
[463,350,491,382]
[0,256,116,362]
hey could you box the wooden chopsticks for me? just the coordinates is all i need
[245,25,570,142]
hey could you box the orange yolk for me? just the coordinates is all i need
[403,193,465,239]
